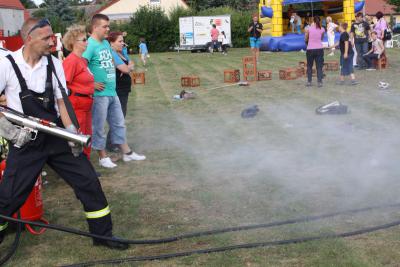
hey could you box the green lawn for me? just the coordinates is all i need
[3,48,400,266]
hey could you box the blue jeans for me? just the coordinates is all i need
[91,96,126,151]
[363,53,379,68]
[340,52,354,76]
[296,25,301,34]
[354,42,369,68]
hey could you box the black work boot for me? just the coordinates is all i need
[93,237,129,250]
[0,230,4,244]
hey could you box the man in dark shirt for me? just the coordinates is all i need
[248,15,263,62]
[351,12,371,69]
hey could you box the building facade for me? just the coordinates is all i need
[0,0,25,37]
[95,0,188,23]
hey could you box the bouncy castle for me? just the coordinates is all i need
[258,0,365,51]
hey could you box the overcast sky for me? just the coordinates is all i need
[33,0,43,5]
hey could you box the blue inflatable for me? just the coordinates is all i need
[260,32,341,52]
[259,36,272,51]
[354,1,365,13]
[279,37,307,52]
[261,6,273,18]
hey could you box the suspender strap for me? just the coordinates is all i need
[6,55,29,92]
[45,64,53,91]
[46,55,80,129]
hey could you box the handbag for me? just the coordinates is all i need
[383,29,392,41]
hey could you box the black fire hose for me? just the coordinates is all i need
[62,219,400,267]
[1,203,400,266]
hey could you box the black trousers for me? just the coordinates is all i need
[221,44,228,53]
[118,94,129,118]
[306,48,324,83]
[0,133,113,237]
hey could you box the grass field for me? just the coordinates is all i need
[3,47,400,267]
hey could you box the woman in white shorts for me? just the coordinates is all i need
[327,17,338,56]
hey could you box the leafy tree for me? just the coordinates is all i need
[73,7,89,24]
[125,6,174,52]
[20,0,37,9]
[186,0,252,11]
[386,0,400,12]
[32,8,46,19]
[70,0,92,5]
[42,0,76,33]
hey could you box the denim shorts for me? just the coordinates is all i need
[249,37,261,48]
[91,96,126,150]
[340,53,354,76]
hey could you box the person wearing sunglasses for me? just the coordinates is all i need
[62,25,94,159]
[83,14,145,169]
[0,18,128,250]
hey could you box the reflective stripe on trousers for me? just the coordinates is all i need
[0,222,8,231]
[85,206,111,219]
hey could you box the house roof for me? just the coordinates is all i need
[365,0,397,15]
[94,0,189,16]
[95,0,121,14]
[0,0,25,10]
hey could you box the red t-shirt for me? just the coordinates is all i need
[63,52,94,95]
[211,28,219,41]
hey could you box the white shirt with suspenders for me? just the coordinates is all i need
[0,47,65,114]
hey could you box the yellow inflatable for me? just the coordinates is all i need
[259,0,361,37]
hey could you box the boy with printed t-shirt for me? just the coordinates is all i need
[351,13,370,69]
[83,14,145,169]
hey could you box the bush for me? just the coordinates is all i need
[125,6,174,53]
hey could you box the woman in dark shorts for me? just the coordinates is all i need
[337,23,358,85]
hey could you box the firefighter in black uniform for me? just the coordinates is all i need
[0,18,128,250]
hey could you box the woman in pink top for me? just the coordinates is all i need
[305,16,325,87]
[374,11,388,41]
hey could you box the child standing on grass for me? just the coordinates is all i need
[219,31,229,55]
[326,16,338,56]
[139,37,149,66]
[337,23,358,85]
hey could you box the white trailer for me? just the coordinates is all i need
[177,15,232,51]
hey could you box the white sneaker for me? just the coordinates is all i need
[123,151,146,162]
[99,157,117,168]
